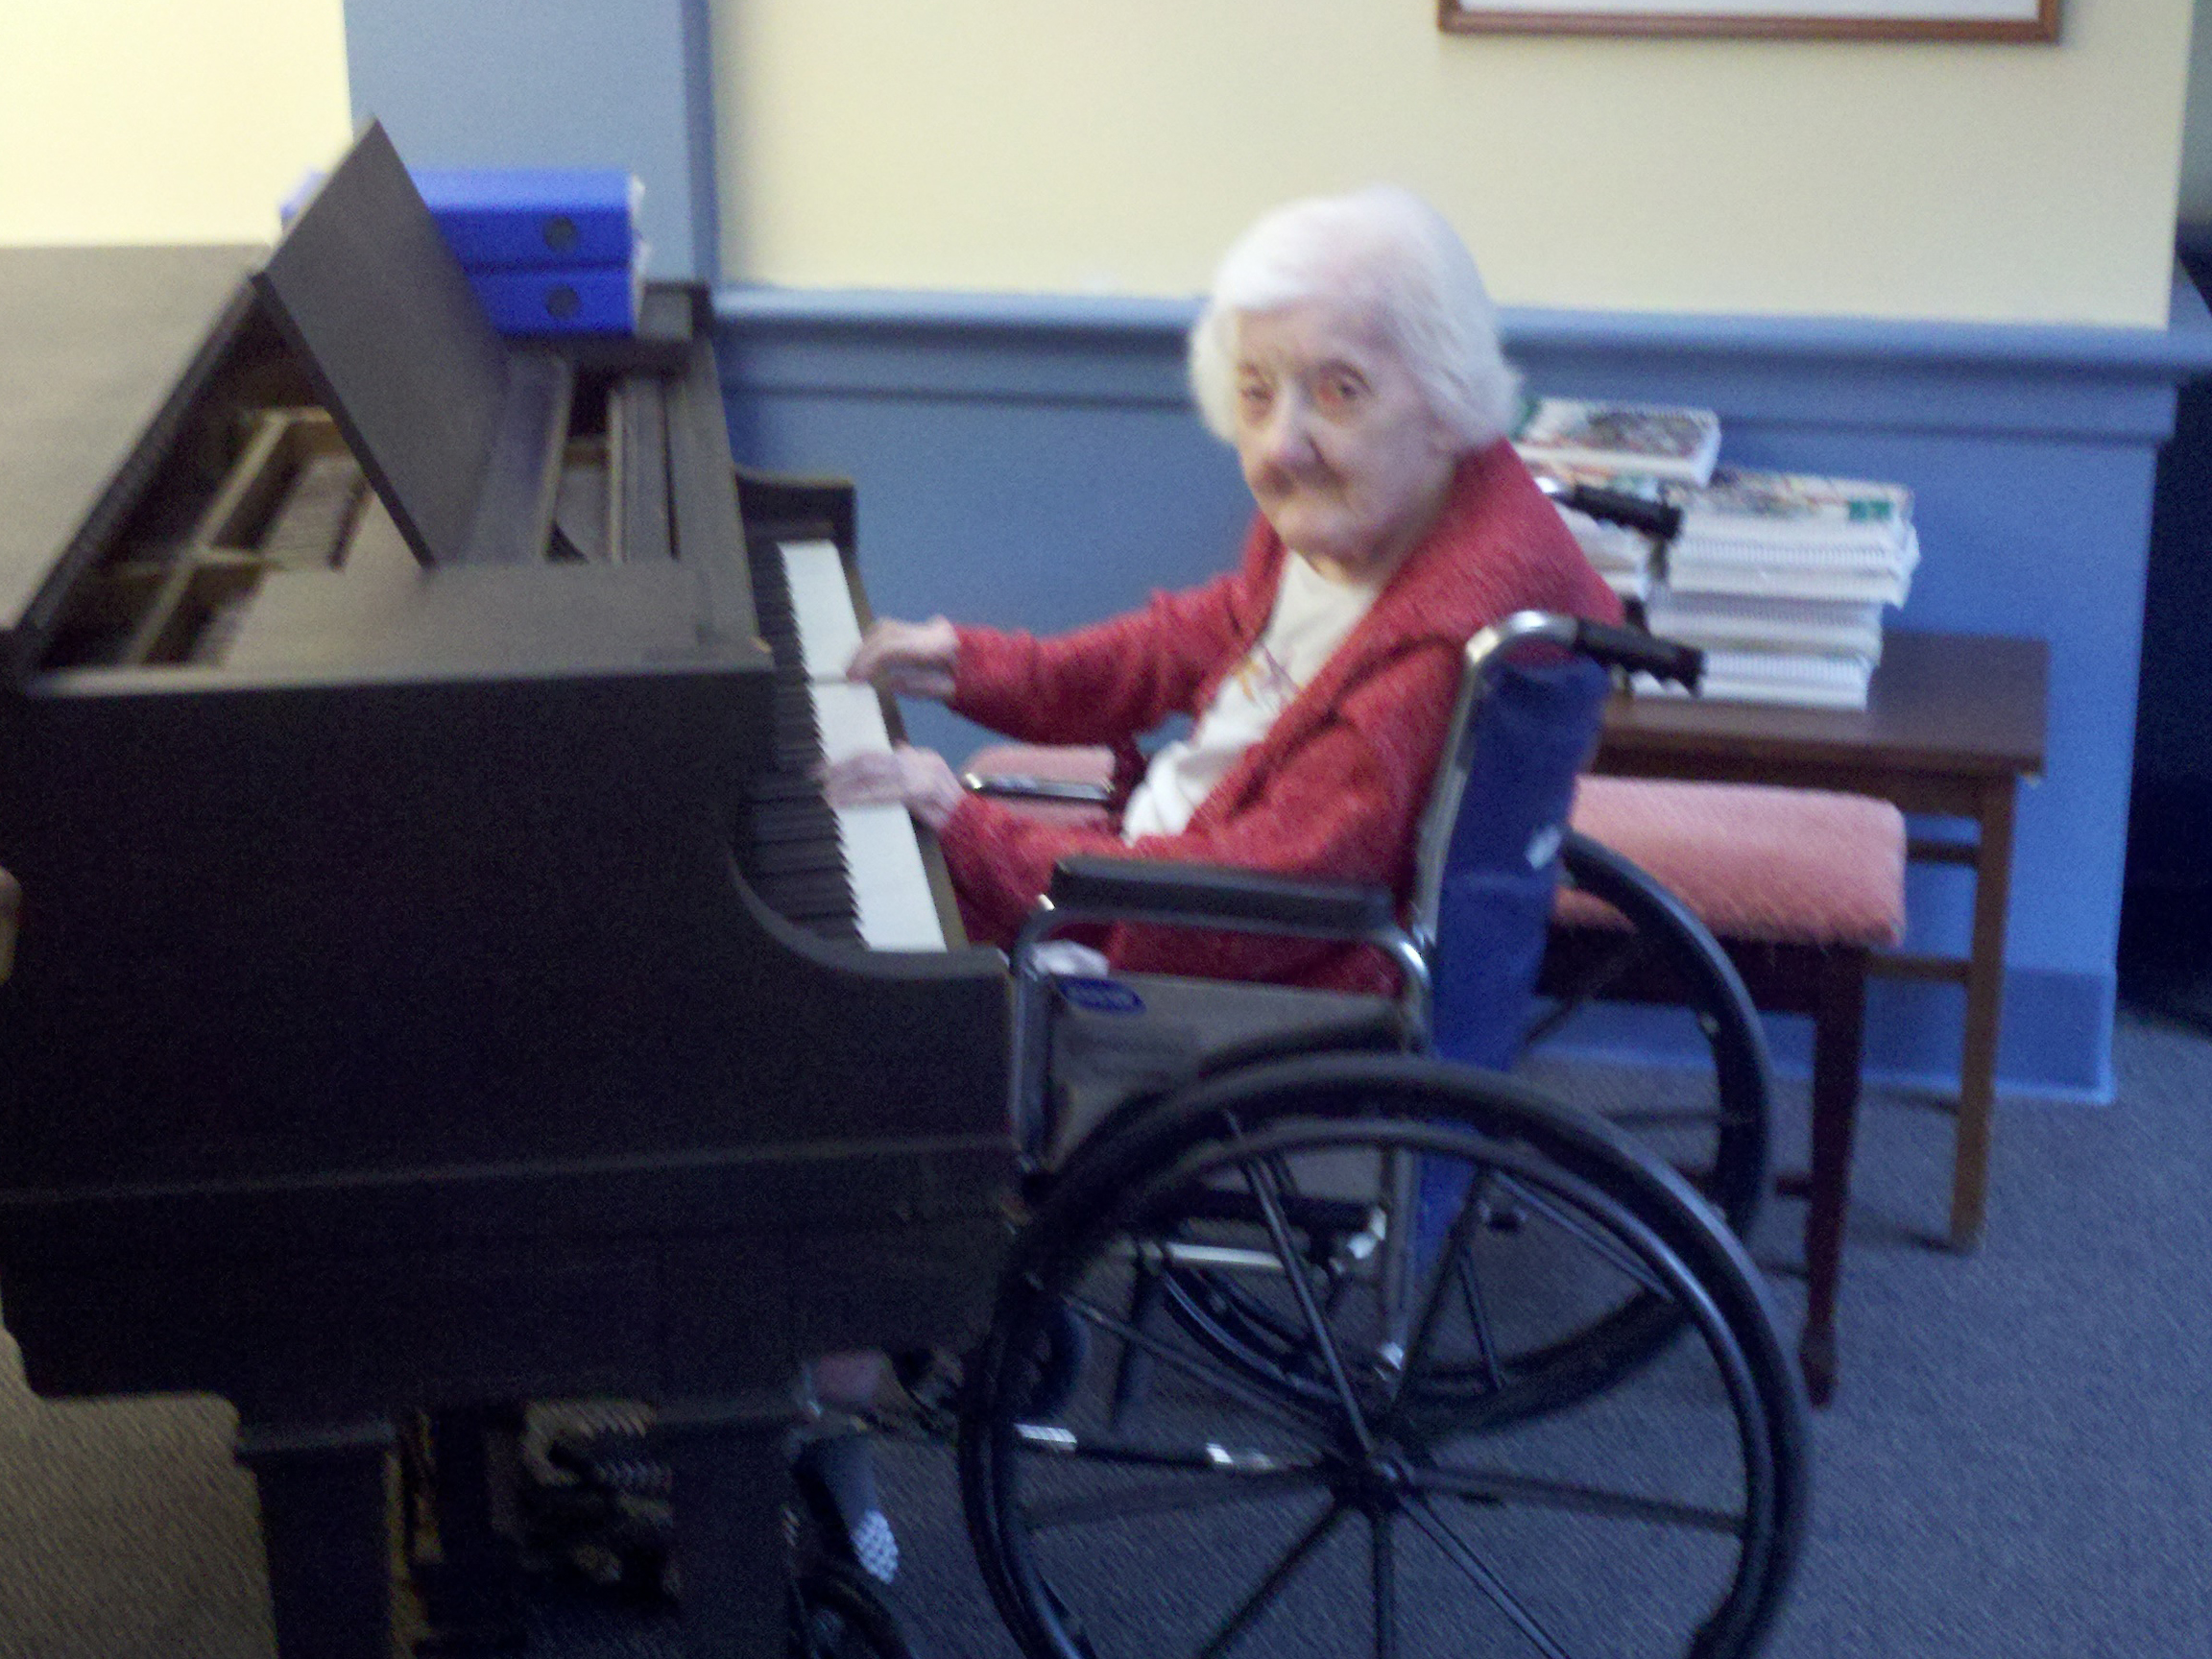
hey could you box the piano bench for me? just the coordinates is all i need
[1560,775,1908,1407]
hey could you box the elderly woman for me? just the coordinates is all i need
[824,186,1620,991]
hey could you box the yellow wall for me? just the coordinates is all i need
[715,0,2193,327]
[0,2,2187,325]
[0,2,351,248]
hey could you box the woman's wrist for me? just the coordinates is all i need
[912,758,968,831]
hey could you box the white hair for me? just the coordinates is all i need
[1188,185,1521,452]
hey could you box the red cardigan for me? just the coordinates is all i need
[938,441,1623,991]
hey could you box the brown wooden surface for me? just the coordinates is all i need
[1597,629,2048,784]
[1438,0,2058,41]
[1949,775,2018,1247]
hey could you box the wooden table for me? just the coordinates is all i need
[1594,629,2050,1251]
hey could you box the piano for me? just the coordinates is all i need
[0,124,1014,1657]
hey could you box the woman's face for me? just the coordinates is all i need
[1231,301,1459,582]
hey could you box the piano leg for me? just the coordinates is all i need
[661,1394,799,1659]
[234,1415,397,1659]
[414,1406,528,1653]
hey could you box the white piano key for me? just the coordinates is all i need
[811,677,893,761]
[809,679,948,951]
[781,538,864,681]
[836,801,950,951]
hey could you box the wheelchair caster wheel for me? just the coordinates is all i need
[789,1560,926,1659]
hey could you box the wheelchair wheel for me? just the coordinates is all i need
[1123,849,1772,1430]
[961,1052,1807,1659]
[1527,831,1772,1237]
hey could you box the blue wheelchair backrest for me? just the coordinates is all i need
[1416,653,1610,1073]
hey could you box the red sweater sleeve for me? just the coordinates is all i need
[938,640,1462,984]
[948,568,1253,743]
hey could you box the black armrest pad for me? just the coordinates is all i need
[1049,855,1398,936]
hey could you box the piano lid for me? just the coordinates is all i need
[0,245,261,676]
[254,120,518,570]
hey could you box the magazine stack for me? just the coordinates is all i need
[1514,397,1917,710]
[1646,469,1918,709]
[1512,397,1720,604]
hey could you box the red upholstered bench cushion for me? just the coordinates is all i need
[1562,777,1906,949]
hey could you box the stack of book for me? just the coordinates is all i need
[1513,397,1918,709]
[1511,397,1720,603]
[1646,469,1917,709]
[285,166,647,337]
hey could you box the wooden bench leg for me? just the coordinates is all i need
[1799,947,1869,1407]
[1949,776,2018,1252]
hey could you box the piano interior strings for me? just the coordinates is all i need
[37,337,692,672]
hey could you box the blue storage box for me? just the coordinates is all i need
[282,166,641,269]
[412,167,640,268]
[468,256,646,335]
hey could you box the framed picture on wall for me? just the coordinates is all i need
[1438,0,2056,40]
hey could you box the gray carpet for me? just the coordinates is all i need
[6,1010,2211,1658]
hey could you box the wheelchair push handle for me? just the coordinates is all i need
[1537,475,1686,544]
[1574,619,1705,692]
[1464,611,1703,695]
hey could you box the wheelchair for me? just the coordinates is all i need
[939,609,1809,1659]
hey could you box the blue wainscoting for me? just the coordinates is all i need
[716,280,2212,1101]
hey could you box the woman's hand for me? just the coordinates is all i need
[820,744,967,831]
[847,615,958,702]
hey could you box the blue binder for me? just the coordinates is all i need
[413,168,640,268]
[468,259,643,336]
[281,166,640,269]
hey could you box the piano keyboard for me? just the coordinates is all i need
[742,536,949,951]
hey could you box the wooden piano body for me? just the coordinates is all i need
[0,127,1013,1656]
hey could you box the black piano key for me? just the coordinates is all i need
[748,773,829,805]
[752,827,835,857]
[749,801,829,829]
[810,916,867,947]
[749,838,848,878]
[754,871,858,918]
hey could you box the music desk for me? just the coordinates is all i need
[1594,628,2051,1252]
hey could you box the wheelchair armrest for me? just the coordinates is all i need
[1048,854,1398,939]
[963,773,1117,805]
[1008,857,1431,1169]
